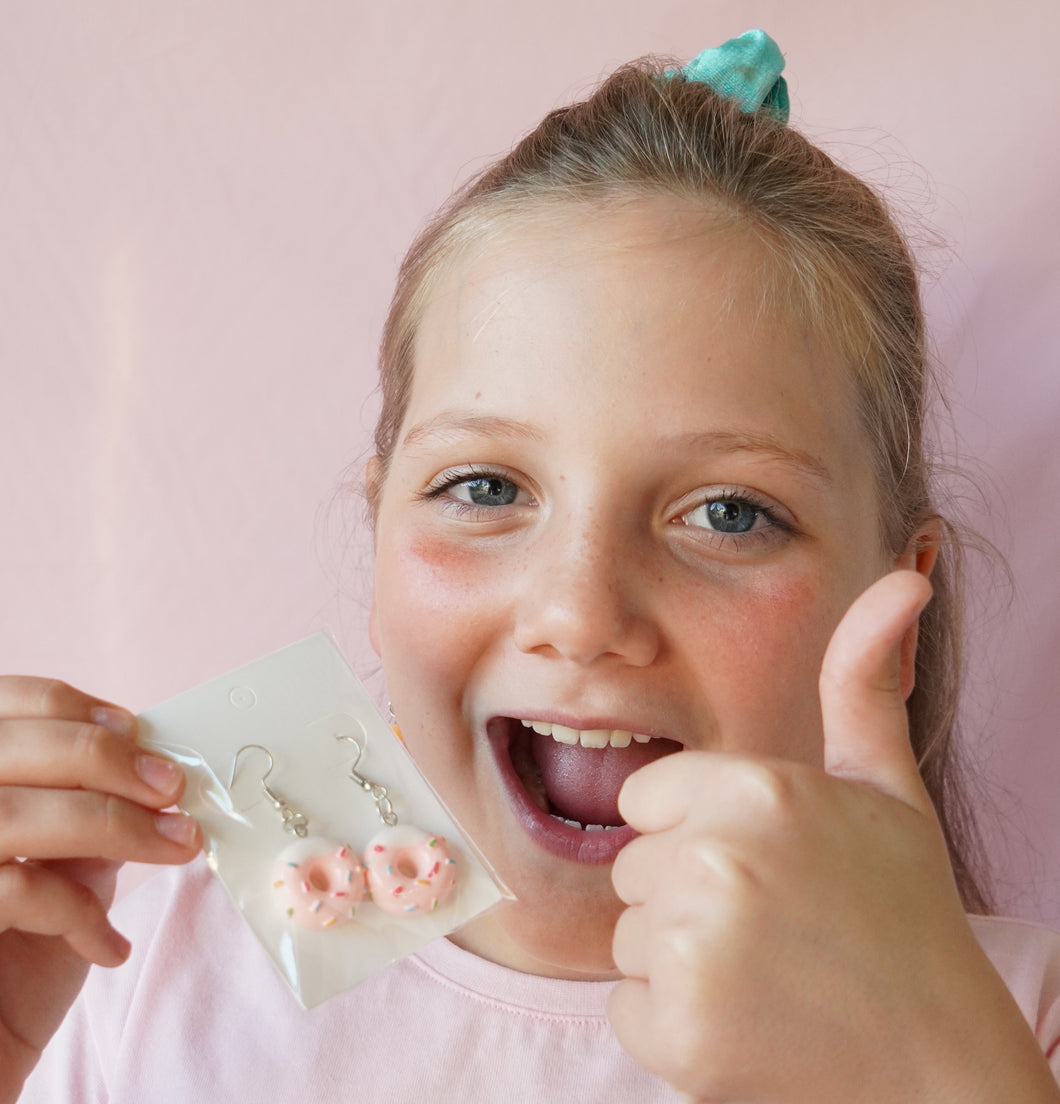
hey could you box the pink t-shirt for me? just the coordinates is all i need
[21,859,1060,1102]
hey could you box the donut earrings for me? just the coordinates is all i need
[226,738,457,929]
[337,735,458,917]
[228,745,366,930]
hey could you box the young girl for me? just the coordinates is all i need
[6,30,1060,1103]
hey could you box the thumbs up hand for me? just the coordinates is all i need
[608,571,1059,1103]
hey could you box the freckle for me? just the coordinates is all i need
[474,391,482,399]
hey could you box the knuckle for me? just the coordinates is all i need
[34,677,77,719]
[64,873,105,916]
[677,834,762,902]
[659,915,708,969]
[734,759,797,819]
[71,721,115,773]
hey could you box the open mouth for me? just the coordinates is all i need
[487,716,682,863]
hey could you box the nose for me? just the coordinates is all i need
[512,518,661,667]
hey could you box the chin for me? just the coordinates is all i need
[461,890,625,980]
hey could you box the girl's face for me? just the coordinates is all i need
[370,198,899,978]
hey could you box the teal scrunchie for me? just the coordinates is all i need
[669,29,789,125]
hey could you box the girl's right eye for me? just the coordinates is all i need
[420,467,534,515]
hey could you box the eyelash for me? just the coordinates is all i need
[673,486,791,551]
[419,470,792,551]
[418,466,532,518]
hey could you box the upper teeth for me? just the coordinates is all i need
[519,719,653,749]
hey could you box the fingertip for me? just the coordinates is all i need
[90,705,137,737]
[68,918,132,968]
[102,927,132,967]
[616,749,670,825]
[864,569,933,628]
[135,753,185,801]
[615,771,641,826]
[618,751,704,835]
[822,569,933,690]
[900,567,933,610]
[154,811,201,851]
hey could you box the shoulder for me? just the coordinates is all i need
[969,913,1060,1067]
[969,913,1060,991]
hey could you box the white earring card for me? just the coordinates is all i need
[137,632,511,1008]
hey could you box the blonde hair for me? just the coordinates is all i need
[371,60,990,911]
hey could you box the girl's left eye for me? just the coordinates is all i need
[687,498,761,534]
[677,490,787,543]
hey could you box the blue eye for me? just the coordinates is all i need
[680,490,783,540]
[703,499,758,533]
[421,467,532,514]
[454,476,519,507]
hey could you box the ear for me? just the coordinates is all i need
[891,517,941,700]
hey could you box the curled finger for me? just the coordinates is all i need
[611,832,659,906]
[0,860,130,967]
[606,977,665,1076]
[611,902,650,980]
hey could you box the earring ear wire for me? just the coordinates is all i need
[228,744,309,837]
[335,734,398,826]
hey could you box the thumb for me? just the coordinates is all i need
[819,570,933,811]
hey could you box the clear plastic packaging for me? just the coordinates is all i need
[137,632,511,1008]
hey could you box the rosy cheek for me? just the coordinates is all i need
[371,533,487,784]
[754,572,838,655]
[403,533,499,617]
[676,570,839,762]
[375,532,498,671]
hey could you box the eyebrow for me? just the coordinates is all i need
[674,429,833,486]
[401,412,546,450]
[400,411,831,485]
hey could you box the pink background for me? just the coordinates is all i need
[1,2,1057,924]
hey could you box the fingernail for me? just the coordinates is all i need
[155,812,198,847]
[137,754,182,795]
[91,706,135,736]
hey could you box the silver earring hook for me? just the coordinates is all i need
[228,743,309,838]
[334,733,398,827]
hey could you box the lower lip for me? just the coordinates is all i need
[488,723,637,864]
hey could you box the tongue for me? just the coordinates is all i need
[532,730,681,826]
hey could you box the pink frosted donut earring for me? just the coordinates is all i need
[228,745,366,930]
[337,734,458,916]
